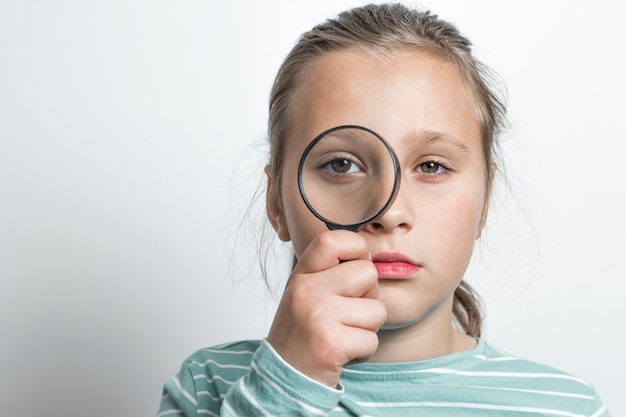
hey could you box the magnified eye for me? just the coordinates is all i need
[318,154,365,176]
[327,158,360,174]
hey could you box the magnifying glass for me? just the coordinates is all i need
[298,125,401,232]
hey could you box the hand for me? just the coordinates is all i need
[266,230,387,387]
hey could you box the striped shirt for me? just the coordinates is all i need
[157,339,610,417]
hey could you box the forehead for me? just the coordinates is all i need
[287,50,481,154]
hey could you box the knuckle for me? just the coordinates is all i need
[315,328,344,362]
[314,231,333,247]
[305,304,328,327]
[313,230,336,251]
[289,278,312,304]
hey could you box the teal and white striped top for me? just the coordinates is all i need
[157,339,610,417]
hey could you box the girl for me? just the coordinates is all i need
[157,3,611,416]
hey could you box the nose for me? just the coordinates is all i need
[363,182,414,233]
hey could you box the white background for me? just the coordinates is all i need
[1,1,624,416]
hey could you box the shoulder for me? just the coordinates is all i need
[186,339,262,361]
[476,340,590,383]
[470,340,610,415]
[176,340,262,395]
[181,339,262,377]
[477,341,586,377]
[158,340,263,416]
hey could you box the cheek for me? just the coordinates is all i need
[281,177,328,258]
[430,187,486,266]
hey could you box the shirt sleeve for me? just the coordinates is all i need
[221,339,344,416]
[588,387,612,417]
[156,360,200,417]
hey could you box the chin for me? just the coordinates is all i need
[378,317,422,331]
[379,322,413,331]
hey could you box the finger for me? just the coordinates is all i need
[340,325,381,364]
[295,230,370,274]
[336,297,387,331]
[308,259,379,299]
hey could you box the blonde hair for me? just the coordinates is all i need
[266,3,507,337]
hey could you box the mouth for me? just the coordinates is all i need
[371,252,421,279]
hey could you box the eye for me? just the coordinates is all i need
[318,155,364,176]
[417,161,448,175]
[326,158,361,174]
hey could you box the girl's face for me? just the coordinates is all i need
[268,50,490,330]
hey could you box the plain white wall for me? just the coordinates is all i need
[1,0,624,415]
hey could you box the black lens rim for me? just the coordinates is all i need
[297,125,401,232]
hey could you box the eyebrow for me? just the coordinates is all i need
[402,129,471,155]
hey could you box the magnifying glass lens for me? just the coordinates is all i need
[298,126,399,231]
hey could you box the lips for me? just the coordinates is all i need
[372,252,421,279]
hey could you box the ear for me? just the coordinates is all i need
[265,165,291,242]
[475,163,496,239]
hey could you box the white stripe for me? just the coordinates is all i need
[202,348,255,356]
[465,385,595,400]
[344,368,589,386]
[590,404,608,417]
[172,376,198,406]
[197,390,225,402]
[193,374,242,385]
[197,408,220,417]
[222,399,240,417]
[452,370,588,384]
[210,341,253,350]
[250,360,327,416]
[196,359,251,370]
[156,410,184,417]
[346,367,588,384]
[474,355,520,361]
[239,379,275,417]
[331,405,363,415]
[355,401,587,416]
